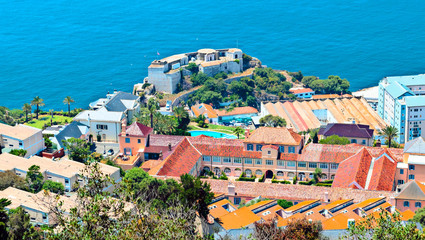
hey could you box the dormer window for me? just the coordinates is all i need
[256,145,263,151]
[247,144,253,151]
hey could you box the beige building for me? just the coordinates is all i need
[0,153,121,192]
[0,123,44,157]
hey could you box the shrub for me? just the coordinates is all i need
[293,176,298,184]
[315,183,332,187]
[9,149,27,157]
[322,180,333,184]
[237,176,256,182]
[219,171,228,180]
[234,59,240,64]
[259,174,265,182]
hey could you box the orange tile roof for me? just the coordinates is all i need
[400,209,415,221]
[367,155,397,191]
[290,88,314,94]
[322,211,364,230]
[191,103,218,119]
[244,127,302,145]
[354,197,385,210]
[312,94,340,99]
[215,106,258,117]
[140,160,161,170]
[285,200,320,212]
[246,200,274,211]
[219,207,261,230]
[209,199,236,219]
[256,204,284,221]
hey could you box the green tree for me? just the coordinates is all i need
[31,96,45,119]
[147,98,160,128]
[313,168,322,184]
[413,207,425,226]
[63,96,75,116]
[22,103,32,122]
[246,95,257,108]
[26,165,44,193]
[259,114,286,127]
[378,125,399,148]
[319,135,350,145]
[277,199,293,209]
[42,180,65,194]
[302,76,318,88]
[185,62,198,74]
[0,198,11,240]
[8,207,40,240]
[227,80,253,100]
[173,106,190,130]
[44,137,53,149]
[9,149,27,157]
[191,72,209,86]
[344,210,424,239]
[289,70,303,81]
[200,91,222,108]
[62,137,91,163]
[233,127,244,139]
[0,170,28,191]
[254,217,323,240]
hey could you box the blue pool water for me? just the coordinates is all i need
[189,130,237,139]
[2,1,425,109]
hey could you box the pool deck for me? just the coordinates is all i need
[189,130,237,139]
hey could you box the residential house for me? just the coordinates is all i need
[0,153,121,192]
[89,91,141,122]
[0,123,44,157]
[191,103,218,124]
[396,136,425,184]
[289,88,315,99]
[377,74,425,143]
[318,123,374,146]
[395,180,425,212]
[73,110,124,143]
[215,106,258,123]
[50,121,89,149]
[0,187,77,226]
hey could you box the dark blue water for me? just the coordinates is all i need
[1,0,425,110]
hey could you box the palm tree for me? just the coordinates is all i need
[233,127,245,139]
[378,126,399,148]
[63,96,75,116]
[147,98,159,128]
[173,106,188,122]
[31,96,45,119]
[22,103,31,122]
[313,168,323,184]
[49,109,54,126]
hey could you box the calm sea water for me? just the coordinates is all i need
[1,0,425,110]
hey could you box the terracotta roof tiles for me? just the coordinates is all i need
[244,127,302,145]
[215,106,258,117]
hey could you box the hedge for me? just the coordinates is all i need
[316,183,332,187]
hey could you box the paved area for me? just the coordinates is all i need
[93,141,120,155]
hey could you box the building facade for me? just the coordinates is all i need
[0,123,44,157]
[378,74,425,143]
[147,48,243,93]
[318,123,374,146]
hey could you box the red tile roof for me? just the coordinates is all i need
[279,153,299,161]
[263,145,279,150]
[215,106,258,117]
[120,122,153,137]
[332,148,372,189]
[154,138,202,177]
[289,88,314,94]
[244,127,302,145]
[191,103,218,118]
[367,155,396,191]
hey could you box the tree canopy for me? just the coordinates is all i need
[319,135,350,145]
[259,114,287,127]
[62,137,91,163]
[302,75,350,94]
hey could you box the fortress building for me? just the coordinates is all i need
[147,48,243,93]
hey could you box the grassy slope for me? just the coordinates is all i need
[25,114,73,129]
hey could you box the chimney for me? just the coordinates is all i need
[376,139,381,147]
[324,192,329,203]
[228,182,235,196]
[245,129,250,139]
[168,143,172,151]
[121,118,127,136]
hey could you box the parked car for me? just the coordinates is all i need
[107,149,114,156]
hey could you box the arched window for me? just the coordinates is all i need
[224,168,231,174]
[214,167,220,175]
[245,169,252,177]
[287,172,294,178]
[234,168,241,175]
[203,166,210,172]
[321,174,327,180]
[277,171,284,177]
[256,170,263,176]
[331,174,335,180]
[309,173,314,179]
[404,201,410,207]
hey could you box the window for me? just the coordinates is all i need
[19,142,23,146]
[247,144,254,151]
[255,159,262,165]
[65,179,69,184]
[213,157,221,163]
[287,161,296,167]
[256,145,263,151]
[138,139,141,144]
[234,158,242,164]
[288,147,295,153]
[404,201,410,207]
[331,163,338,169]
[42,214,47,220]
[398,180,404,185]
[298,162,306,168]
[256,170,263,175]
[266,160,274,165]
[320,163,328,169]
[245,158,252,164]
[409,174,415,180]
[308,163,317,169]
[234,197,241,205]
[203,156,211,162]
[224,168,231,174]
[351,139,357,144]
[409,165,415,170]
[362,140,366,145]
[267,151,271,155]
[223,157,231,163]
[48,176,52,179]
[245,169,252,177]
[400,169,404,174]
[277,160,284,166]
[96,124,108,130]
[321,174,328,179]
[277,171,284,176]
[287,172,295,178]
[125,138,130,143]
[279,146,285,152]
[416,202,422,208]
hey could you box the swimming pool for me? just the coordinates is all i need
[189,130,237,139]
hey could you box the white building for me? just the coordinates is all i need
[0,123,44,157]
[147,48,243,93]
[73,110,124,143]
[89,91,141,123]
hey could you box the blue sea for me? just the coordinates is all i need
[1,0,425,110]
